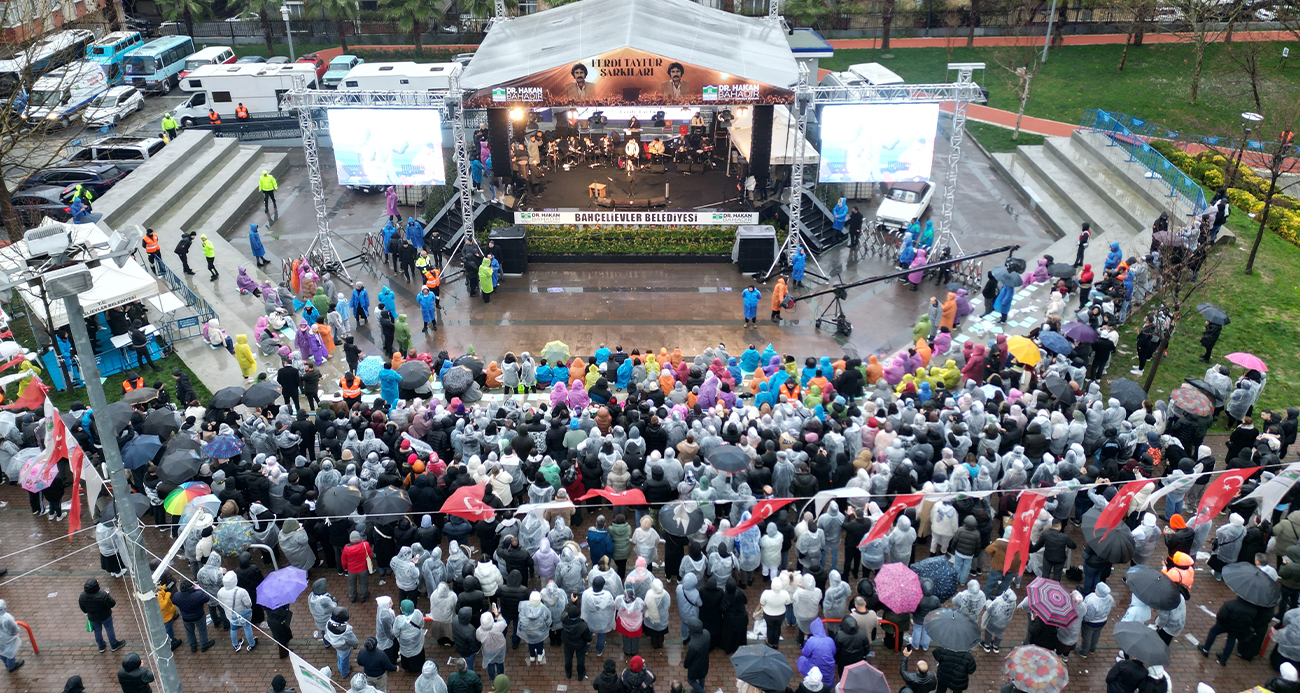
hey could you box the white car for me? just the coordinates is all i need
[1255,7,1277,21]
[875,181,934,230]
[82,85,143,126]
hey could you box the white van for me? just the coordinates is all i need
[173,62,317,125]
[23,60,110,128]
[178,45,236,87]
[338,61,459,91]
[845,63,904,86]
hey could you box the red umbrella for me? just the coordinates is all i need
[1025,577,1078,628]
[1170,385,1213,417]
[1225,352,1268,372]
[441,483,496,521]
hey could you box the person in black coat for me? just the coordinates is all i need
[718,578,749,654]
[932,644,977,693]
[561,605,592,680]
[117,653,155,693]
[235,551,266,625]
[899,648,936,693]
[1105,655,1147,693]
[682,619,711,693]
[1200,320,1223,362]
[277,363,301,414]
[1198,597,1259,666]
[833,611,869,675]
[498,570,529,647]
[266,603,294,659]
[1029,521,1076,581]
[592,658,621,693]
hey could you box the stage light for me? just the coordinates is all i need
[736,106,749,118]
[509,107,524,121]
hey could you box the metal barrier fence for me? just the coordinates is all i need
[855,223,983,289]
[1103,110,1300,160]
[1079,109,1208,218]
[151,254,218,343]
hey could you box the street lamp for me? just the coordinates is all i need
[1230,111,1264,190]
[280,5,295,62]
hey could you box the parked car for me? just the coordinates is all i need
[62,136,167,171]
[322,54,362,88]
[20,163,129,198]
[237,55,267,64]
[1255,7,1278,20]
[297,53,326,80]
[267,56,291,64]
[11,187,73,226]
[874,181,934,230]
[81,85,144,126]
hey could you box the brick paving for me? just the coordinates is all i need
[0,452,1280,693]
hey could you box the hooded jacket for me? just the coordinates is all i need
[582,578,617,633]
[797,619,836,686]
[117,653,155,693]
[308,579,337,630]
[832,612,869,666]
[79,578,116,622]
[453,606,482,656]
[683,619,711,679]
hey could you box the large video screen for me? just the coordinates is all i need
[817,103,939,183]
[328,109,446,186]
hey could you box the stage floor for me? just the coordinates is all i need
[527,158,745,210]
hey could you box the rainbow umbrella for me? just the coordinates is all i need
[164,481,212,515]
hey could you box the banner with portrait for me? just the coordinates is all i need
[466,47,793,108]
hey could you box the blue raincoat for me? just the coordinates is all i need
[742,287,760,320]
[406,217,424,249]
[832,198,848,230]
[535,363,554,387]
[417,289,437,324]
[791,249,806,282]
[1104,242,1122,270]
[919,220,934,250]
[595,345,611,365]
[755,382,777,409]
[615,359,632,388]
[490,256,501,288]
[378,286,397,316]
[899,233,916,265]
[760,343,778,366]
[727,358,742,384]
[740,346,760,373]
[378,366,402,405]
[301,303,319,324]
[382,221,398,252]
[994,284,1014,316]
[248,224,266,259]
[350,286,371,319]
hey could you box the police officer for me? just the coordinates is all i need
[259,170,278,214]
[71,184,94,211]
[161,112,179,141]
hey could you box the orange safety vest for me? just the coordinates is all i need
[208,112,221,125]
[340,375,361,399]
[235,105,249,119]
[143,234,160,253]
[122,377,144,393]
[423,268,440,289]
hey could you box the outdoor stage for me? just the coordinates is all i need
[526,148,744,210]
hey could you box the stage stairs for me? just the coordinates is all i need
[422,195,516,255]
[766,189,842,254]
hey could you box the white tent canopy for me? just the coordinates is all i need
[0,220,161,329]
[459,0,799,91]
[729,105,819,167]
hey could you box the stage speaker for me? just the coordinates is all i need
[555,109,571,137]
[749,104,774,183]
[489,225,528,275]
[488,108,513,178]
[735,224,777,273]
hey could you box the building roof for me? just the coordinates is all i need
[459,0,800,91]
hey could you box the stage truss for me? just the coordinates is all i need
[284,63,986,266]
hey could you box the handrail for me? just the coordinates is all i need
[1079,109,1208,218]
[1104,111,1300,159]
[14,620,38,654]
[151,255,217,344]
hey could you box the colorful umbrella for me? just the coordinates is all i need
[1005,335,1041,366]
[203,433,244,460]
[837,661,890,693]
[1038,331,1072,356]
[19,454,56,493]
[120,434,163,470]
[213,516,254,557]
[356,355,384,386]
[910,556,960,603]
[1169,385,1213,417]
[1061,321,1098,343]
[1124,566,1181,611]
[1224,352,1267,373]
[1003,645,1068,693]
[256,566,309,610]
[441,483,496,522]
[731,645,795,691]
[922,609,980,650]
[1025,577,1077,628]
[874,562,923,613]
[164,481,212,515]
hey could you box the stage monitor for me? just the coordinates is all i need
[817,103,939,183]
[327,108,446,187]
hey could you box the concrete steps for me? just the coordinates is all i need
[96,130,218,228]
[990,150,1085,240]
[148,146,285,234]
[124,137,242,230]
[1043,135,1162,231]
[1015,145,1139,240]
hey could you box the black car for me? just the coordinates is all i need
[19,163,128,198]
[10,186,72,227]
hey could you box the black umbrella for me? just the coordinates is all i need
[923,609,981,650]
[121,387,159,405]
[1124,565,1181,610]
[1223,562,1281,607]
[991,267,1021,288]
[730,645,794,691]
[453,355,484,377]
[141,408,180,439]
[209,386,245,409]
[442,366,474,396]
[1047,263,1076,279]
[398,361,432,390]
[96,492,151,522]
[242,383,281,409]
[319,485,363,517]
[95,401,136,436]
[1109,378,1147,414]
[658,500,704,536]
[165,434,202,455]
[1112,621,1170,666]
[364,487,412,516]
[157,449,203,484]
[1197,302,1230,326]
[708,446,750,474]
[1081,507,1135,564]
[1042,376,1076,406]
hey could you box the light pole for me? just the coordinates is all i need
[1229,111,1264,190]
[281,5,296,62]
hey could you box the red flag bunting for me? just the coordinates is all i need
[576,488,648,506]
[1004,491,1050,576]
[3,376,48,411]
[441,483,496,522]
[1193,467,1262,526]
[860,493,924,548]
[725,498,795,537]
[1096,479,1151,540]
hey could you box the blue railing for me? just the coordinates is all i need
[1103,111,1300,160]
[149,252,217,343]
[1080,109,1208,217]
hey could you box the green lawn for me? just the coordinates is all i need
[823,42,1300,135]
[965,120,1044,152]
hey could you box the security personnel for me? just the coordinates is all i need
[258,170,278,214]
[339,371,362,407]
[160,112,179,141]
[422,266,441,304]
[208,109,221,125]
[200,234,218,281]
[235,102,249,120]
[142,228,162,274]
[121,372,145,393]
[71,184,93,211]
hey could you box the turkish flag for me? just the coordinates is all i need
[1096,479,1151,540]
[1004,491,1049,576]
[725,498,795,537]
[1193,467,1262,526]
[441,483,496,522]
[860,493,924,547]
[576,488,648,506]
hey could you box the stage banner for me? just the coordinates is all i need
[466,47,793,108]
[515,211,759,225]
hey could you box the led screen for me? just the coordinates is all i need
[817,103,939,183]
[328,108,446,186]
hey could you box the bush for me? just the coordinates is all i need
[474,224,736,255]
[1228,188,1263,215]
[1201,168,1224,190]
[352,47,461,63]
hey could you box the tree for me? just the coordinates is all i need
[1244,98,1300,274]
[967,0,981,47]
[1162,0,1224,104]
[158,0,212,40]
[381,0,444,51]
[880,0,895,49]
[1138,230,1225,392]
[1225,40,1271,113]
[240,0,283,54]
[784,0,834,28]
[1115,0,1158,70]
[315,0,359,52]
[991,0,1044,141]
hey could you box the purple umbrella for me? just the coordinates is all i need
[256,566,309,609]
[1061,322,1098,343]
